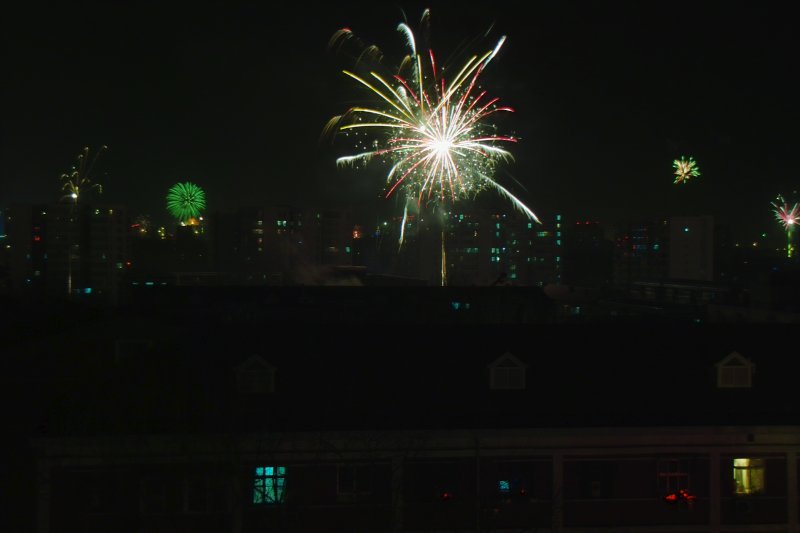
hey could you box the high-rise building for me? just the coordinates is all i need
[669,215,714,281]
[561,220,613,287]
[442,209,560,287]
[612,219,669,287]
[6,203,129,301]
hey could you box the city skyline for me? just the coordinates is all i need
[3,1,797,237]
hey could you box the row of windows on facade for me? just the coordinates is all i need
[114,458,766,515]
[251,458,765,505]
[232,351,755,395]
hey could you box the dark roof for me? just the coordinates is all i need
[4,292,799,438]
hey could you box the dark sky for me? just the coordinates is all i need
[2,1,797,237]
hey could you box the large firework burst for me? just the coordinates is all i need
[60,145,107,202]
[327,11,539,223]
[166,182,206,224]
[673,156,701,185]
[772,194,799,258]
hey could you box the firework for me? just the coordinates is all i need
[60,145,107,202]
[132,214,151,235]
[673,156,700,185]
[166,182,206,224]
[328,12,539,224]
[772,194,799,258]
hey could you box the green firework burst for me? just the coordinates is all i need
[166,182,206,223]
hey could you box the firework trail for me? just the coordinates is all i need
[60,145,107,203]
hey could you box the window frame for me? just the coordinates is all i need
[657,458,691,496]
[733,458,765,496]
[253,466,286,505]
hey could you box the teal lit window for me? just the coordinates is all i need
[556,240,561,246]
[556,215,562,221]
[254,466,286,504]
[537,231,549,237]
[496,223,501,229]
[345,246,352,254]
[495,232,500,238]
[510,273,517,280]
[499,480,510,493]
[527,223,533,229]
[451,302,461,311]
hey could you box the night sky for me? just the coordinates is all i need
[3,1,797,237]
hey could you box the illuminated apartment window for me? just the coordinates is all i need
[657,459,690,495]
[253,466,286,504]
[716,352,754,389]
[489,353,526,390]
[733,458,764,495]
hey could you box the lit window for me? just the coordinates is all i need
[498,480,510,493]
[733,458,764,495]
[253,466,286,504]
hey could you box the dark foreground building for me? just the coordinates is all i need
[3,289,799,532]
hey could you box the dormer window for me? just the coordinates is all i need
[488,353,526,390]
[235,356,275,395]
[716,352,754,389]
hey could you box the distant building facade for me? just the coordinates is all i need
[670,215,715,282]
[5,203,128,302]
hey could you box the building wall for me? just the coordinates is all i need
[37,427,800,533]
[670,215,715,282]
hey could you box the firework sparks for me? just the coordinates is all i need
[772,194,799,258]
[166,182,206,224]
[60,145,107,203]
[772,194,799,230]
[329,13,540,225]
[673,156,700,185]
